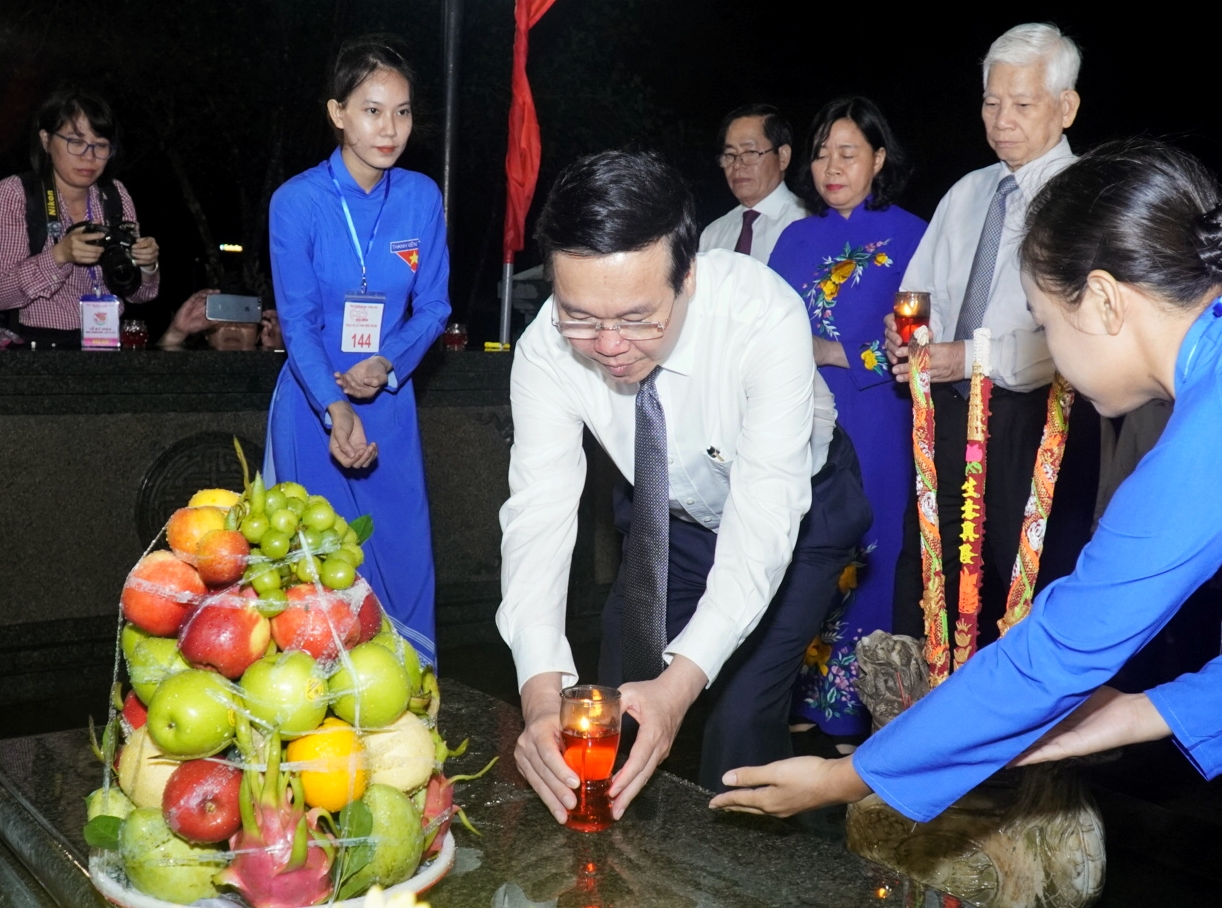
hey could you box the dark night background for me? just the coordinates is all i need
[1,2,1217,343]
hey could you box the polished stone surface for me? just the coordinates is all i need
[0,679,955,907]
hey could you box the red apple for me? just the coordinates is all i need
[271,584,359,662]
[162,759,243,844]
[122,551,207,637]
[123,689,148,731]
[178,593,271,679]
[195,530,250,587]
[355,581,384,644]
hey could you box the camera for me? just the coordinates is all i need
[69,220,142,298]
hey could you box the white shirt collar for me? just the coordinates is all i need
[1002,135,1074,194]
[743,180,799,217]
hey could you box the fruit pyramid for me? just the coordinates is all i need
[84,449,489,908]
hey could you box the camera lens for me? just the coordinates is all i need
[100,245,142,298]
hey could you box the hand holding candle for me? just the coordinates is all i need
[560,685,622,832]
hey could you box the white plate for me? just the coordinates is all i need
[89,831,455,907]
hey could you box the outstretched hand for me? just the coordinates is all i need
[609,656,707,818]
[709,755,872,817]
[1011,687,1171,766]
[514,673,578,825]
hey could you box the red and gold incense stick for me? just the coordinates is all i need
[998,374,1075,635]
[908,326,950,686]
[954,329,992,670]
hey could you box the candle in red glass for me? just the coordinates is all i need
[893,292,931,345]
[560,685,621,832]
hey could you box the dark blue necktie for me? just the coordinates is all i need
[622,366,669,681]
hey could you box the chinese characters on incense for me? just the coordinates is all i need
[907,326,1075,687]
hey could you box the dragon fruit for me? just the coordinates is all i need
[215,716,335,907]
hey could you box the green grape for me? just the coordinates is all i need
[331,514,349,537]
[339,543,365,567]
[240,513,269,545]
[278,481,309,501]
[250,565,281,595]
[299,528,323,552]
[302,501,336,532]
[268,508,300,535]
[319,528,342,551]
[261,528,291,560]
[253,588,288,617]
[326,547,356,566]
[306,494,328,507]
[284,497,307,517]
[319,558,355,590]
[295,554,322,584]
[264,489,287,515]
[342,527,359,546]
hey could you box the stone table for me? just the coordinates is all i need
[0,679,960,907]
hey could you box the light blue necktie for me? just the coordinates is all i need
[954,175,1018,395]
[622,366,669,681]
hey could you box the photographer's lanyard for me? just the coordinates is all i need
[82,191,101,295]
[328,162,390,354]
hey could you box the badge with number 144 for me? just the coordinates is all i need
[341,292,386,353]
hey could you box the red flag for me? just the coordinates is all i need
[502,0,556,263]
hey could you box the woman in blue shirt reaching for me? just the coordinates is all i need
[711,139,1222,822]
[266,36,450,665]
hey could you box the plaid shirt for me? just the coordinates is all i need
[0,174,159,330]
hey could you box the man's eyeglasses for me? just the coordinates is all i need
[552,315,671,341]
[717,147,777,169]
[53,133,113,160]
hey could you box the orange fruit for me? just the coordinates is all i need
[166,507,227,560]
[285,716,368,811]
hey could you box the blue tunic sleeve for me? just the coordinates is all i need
[853,305,1222,822]
[378,178,449,387]
[1148,656,1222,779]
[269,175,345,420]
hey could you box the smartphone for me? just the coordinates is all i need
[205,294,262,323]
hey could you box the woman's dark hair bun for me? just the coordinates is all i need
[1195,204,1222,278]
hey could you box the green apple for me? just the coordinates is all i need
[120,808,224,903]
[146,669,236,759]
[123,623,190,704]
[239,651,329,737]
[116,725,181,809]
[368,623,423,692]
[343,785,424,892]
[328,642,410,728]
[364,709,436,793]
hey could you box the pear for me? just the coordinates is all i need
[346,784,425,892]
[364,710,436,793]
[119,808,224,903]
[116,726,180,809]
[86,786,134,821]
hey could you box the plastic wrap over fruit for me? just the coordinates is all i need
[86,463,479,907]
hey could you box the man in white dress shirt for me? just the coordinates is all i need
[699,104,806,263]
[885,23,1094,644]
[500,150,870,822]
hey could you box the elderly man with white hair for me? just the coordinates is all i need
[883,23,1090,649]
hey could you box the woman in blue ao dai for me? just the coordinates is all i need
[769,98,926,739]
[266,37,449,664]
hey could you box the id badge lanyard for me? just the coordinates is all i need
[329,163,390,353]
